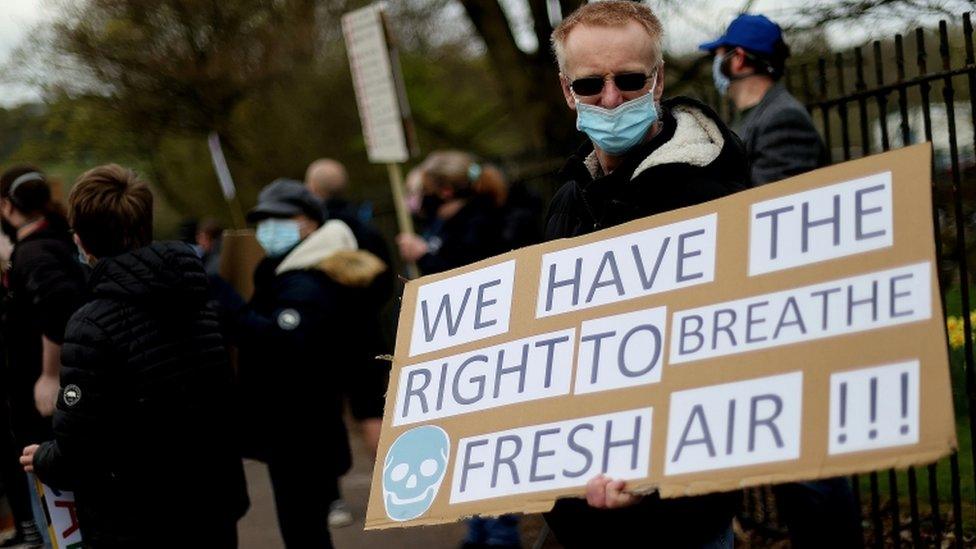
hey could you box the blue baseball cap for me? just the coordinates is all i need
[698,14,784,56]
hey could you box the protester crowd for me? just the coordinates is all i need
[0,2,863,548]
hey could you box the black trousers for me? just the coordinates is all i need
[267,454,336,549]
[0,394,35,526]
[773,478,862,549]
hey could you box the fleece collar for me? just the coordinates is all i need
[631,104,725,178]
[579,102,725,182]
[275,219,387,287]
[276,220,358,275]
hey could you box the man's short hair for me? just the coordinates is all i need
[551,1,664,73]
[742,40,791,81]
[69,164,153,258]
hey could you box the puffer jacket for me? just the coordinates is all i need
[228,220,388,470]
[543,96,749,548]
[33,242,249,548]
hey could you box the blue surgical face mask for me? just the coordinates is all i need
[256,219,301,257]
[76,243,91,267]
[713,52,733,96]
[575,82,658,156]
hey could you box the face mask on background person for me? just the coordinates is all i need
[712,53,732,96]
[574,78,658,156]
[256,219,301,257]
[76,242,90,266]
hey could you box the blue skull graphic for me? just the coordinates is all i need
[382,425,450,521]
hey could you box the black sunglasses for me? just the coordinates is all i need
[570,72,652,96]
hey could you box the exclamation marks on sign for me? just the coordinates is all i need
[837,382,848,444]
[829,360,920,456]
[868,377,878,439]
[900,372,910,435]
[836,377,885,442]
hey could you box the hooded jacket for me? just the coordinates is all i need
[543,97,749,548]
[33,242,248,547]
[545,96,749,239]
[230,220,388,468]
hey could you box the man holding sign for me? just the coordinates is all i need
[543,2,748,546]
[365,0,955,540]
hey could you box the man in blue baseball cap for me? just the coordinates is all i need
[702,15,859,549]
[700,14,828,187]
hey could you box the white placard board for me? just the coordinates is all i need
[342,3,410,163]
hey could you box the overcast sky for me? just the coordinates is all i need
[0,0,56,105]
[0,0,942,106]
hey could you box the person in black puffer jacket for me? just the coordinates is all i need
[22,165,248,548]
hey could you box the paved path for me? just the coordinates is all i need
[237,428,557,548]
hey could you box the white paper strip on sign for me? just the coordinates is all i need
[575,306,667,395]
[536,214,717,318]
[450,408,653,504]
[394,328,576,426]
[670,262,931,365]
[665,372,803,475]
[410,260,516,356]
[749,171,893,276]
[828,360,920,455]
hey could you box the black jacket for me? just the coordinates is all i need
[543,97,749,548]
[2,219,87,444]
[418,196,504,275]
[322,197,394,310]
[33,242,249,547]
[226,221,388,471]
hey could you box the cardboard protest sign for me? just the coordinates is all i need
[33,477,82,548]
[365,144,956,528]
[218,230,264,301]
